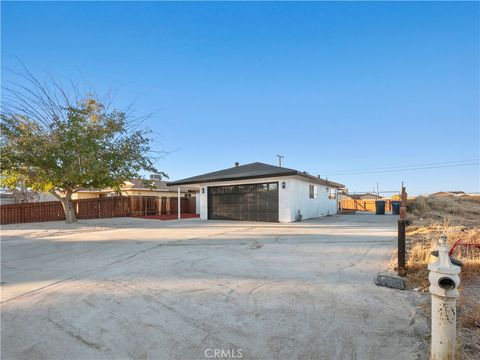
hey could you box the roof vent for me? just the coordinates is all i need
[234,162,239,167]
[317,175,321,178]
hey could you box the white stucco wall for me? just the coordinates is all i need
[280,177,338,222]
[194,175,339,223]
[195,195,201,215]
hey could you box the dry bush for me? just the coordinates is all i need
[407,195,480,226]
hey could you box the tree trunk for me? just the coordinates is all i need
[60,192,77,223]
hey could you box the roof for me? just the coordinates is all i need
[345,193,383,200]
[167,162,345,188]
[78,179,192,193]
[123,179,169,190]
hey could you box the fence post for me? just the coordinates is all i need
[398,219,406,276]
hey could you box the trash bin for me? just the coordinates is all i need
[391,200,401,215]
[375,200,386,215]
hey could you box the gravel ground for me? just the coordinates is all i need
[1,215,429,359]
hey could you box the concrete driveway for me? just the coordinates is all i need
[1,215,428,359]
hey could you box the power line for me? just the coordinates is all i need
[324,160,479,176]
[325,159,478,175]
[328,163,479,176]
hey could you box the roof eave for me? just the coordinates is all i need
[295,173,345,188]
[167,171,298,186]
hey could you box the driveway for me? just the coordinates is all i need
[1,215,428,359]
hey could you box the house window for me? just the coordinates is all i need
[309,185,318,199]
[329,188,337,200]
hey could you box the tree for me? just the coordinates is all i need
[1,67,163,223]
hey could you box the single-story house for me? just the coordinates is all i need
[167,162,345,223]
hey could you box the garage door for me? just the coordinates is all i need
[208,182,278,222]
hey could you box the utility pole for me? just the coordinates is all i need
[376,183,379,196]
[276,154,284,167]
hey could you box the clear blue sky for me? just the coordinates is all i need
[2,1,479,195]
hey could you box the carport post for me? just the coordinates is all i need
[177,187,181,220]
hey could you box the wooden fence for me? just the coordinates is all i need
[76,196,131,219]
[341,198,392,212]
[0,196,197,225]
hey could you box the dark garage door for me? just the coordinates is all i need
[208,182,278,222]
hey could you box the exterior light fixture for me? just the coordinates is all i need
[282,182,286,189]
[202,188,205,194]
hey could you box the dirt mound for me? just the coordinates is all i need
[407,195,480,226]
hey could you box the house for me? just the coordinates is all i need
[344,193,383,200]
[0,189,57,204]
[167,162,345,223]
[0,191,15,205]
[72,179,196,200]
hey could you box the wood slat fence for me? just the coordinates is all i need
[1,196,196,225]
[341,198,392,212]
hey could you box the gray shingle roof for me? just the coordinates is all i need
[167,162,344,188]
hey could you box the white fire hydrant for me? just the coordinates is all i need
[428,235,461,360]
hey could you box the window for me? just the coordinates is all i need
[309,185,318,199]
[329,188,337,200]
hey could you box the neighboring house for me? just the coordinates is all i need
[344,193,383,200]
[0,192,15,205]
[37,193,58,202]
[167,162,345,223]
[72,179,196,200]
[0,189,56,204]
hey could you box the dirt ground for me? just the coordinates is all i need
[1,215,429,359]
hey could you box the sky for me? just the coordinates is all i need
[1,1,479,195]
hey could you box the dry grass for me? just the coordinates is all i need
[405,225,480,280]
[404,195,480,359]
